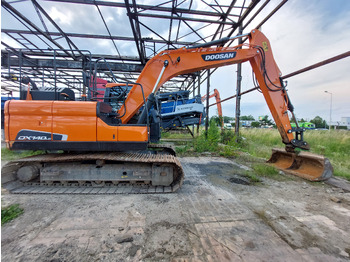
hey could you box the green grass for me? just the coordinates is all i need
[1,204,24,225]
[239,128,282,159]
[169,124,239,157]
[242,172,262,184]
[175,145,194,156]
[168,126,349,181]
[240,128,350,181]
[161,131,194,139]
[252,163,279,177]
[1,148,45,161]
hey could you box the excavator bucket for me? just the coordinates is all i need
[267,148,333,181]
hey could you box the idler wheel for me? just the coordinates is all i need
[17,165,40,182]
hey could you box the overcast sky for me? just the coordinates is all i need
[1,0,350,123]
[209,0,350,123]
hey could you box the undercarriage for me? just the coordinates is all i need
[2,148,184,194]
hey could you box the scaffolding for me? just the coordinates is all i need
[1,0,286,93]
[2,0,349,135]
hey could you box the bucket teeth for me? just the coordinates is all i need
[267,148,333,181]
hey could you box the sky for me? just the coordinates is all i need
[1,0,350,123]
[208,0,350,123]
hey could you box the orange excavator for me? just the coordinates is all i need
[2,29,332,194]
[201,89,224,129]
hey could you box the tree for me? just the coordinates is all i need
[240,115,255,120]
[251,121,260,128]
[310,116,328,128]
[259,115,274,126]
[223,116,234,123]
[210,116,221,126]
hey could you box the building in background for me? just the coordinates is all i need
[339,117,350,129]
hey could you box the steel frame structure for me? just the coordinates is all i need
[1,0,287,98]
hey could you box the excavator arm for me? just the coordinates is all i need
[201,89,224,129]
[120,29,306,151]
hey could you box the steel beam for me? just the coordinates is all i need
[255,0,288,30]
[1,0,280,97]
[227,0,260,38]
[45,0,238,18]
[2,0,75,58]
[124,0,146,64]
[1,48,140,62]
[1,29,193,46]
[31,0,83,57]
[211,0,237,40]
[282,51,350,79]
[135,12,237,25]
[2,54,144,72]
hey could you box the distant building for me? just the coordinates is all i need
[240,120,254,127]
[340,117,350,129]
[330,117,350,129]
[225,120,254,128]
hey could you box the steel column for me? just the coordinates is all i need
[205,70,210,138]
[235,26,243,139]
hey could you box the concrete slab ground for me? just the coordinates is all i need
[2,157,350,261]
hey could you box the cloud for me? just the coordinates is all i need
[203,0,350,122]
[48,6,73,26]
[260,0,350,121]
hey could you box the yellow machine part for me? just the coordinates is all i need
[267,148,333,181]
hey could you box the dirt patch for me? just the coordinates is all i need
[2,156,350,261]
[228,176,251,185]
[145,195,170,205]
[142,221,192,261]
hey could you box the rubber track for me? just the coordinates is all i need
[2,152,184,194]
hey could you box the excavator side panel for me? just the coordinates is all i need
[6,100,53,143]
[118,126,148,142]
[5,100,148,151]
[52,101,97,141]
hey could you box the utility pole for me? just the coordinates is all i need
[325,91,332,130]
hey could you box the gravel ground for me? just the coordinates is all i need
[2,156,350,261]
